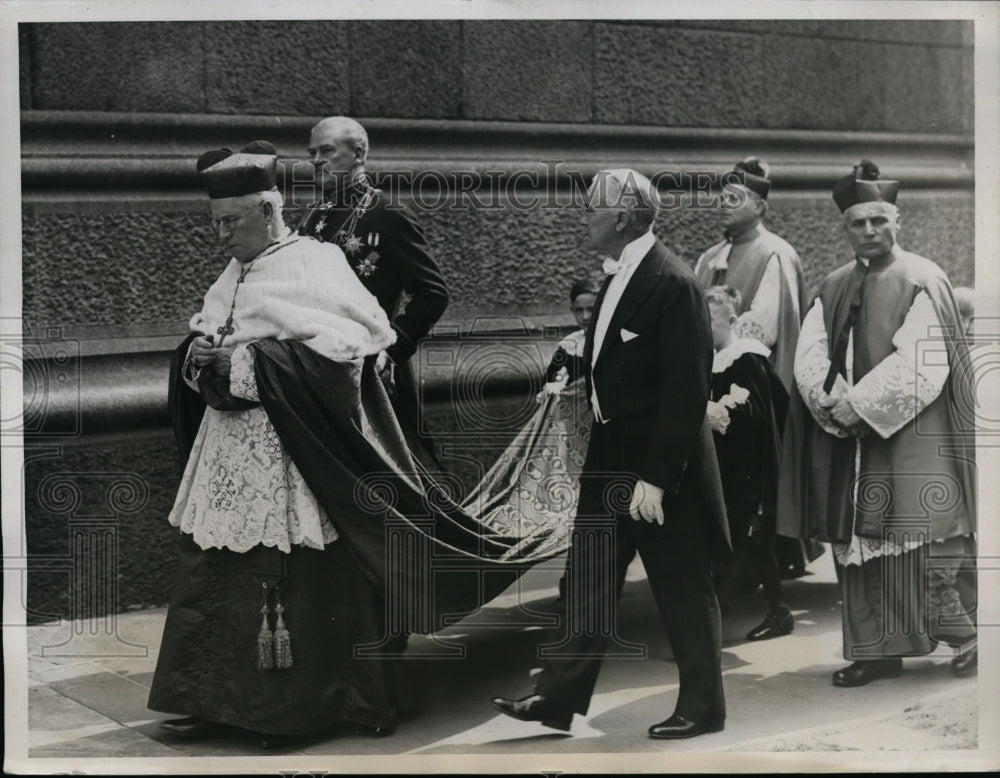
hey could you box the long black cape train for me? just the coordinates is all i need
[169,335,571,633]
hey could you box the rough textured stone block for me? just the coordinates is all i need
[22,211,221,330]
[892,196,975,287]
[463,21,592,122]
[351,21,461,119]
[760,36,884,131]
[204,21,349,116]
[30,22,206,112]
[416,197,593,310]
[24,437,183,621]
[881,43,969,133]
[594,24,765,127]
[21,190,975,332]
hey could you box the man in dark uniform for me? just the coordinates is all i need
[297,116,449,456]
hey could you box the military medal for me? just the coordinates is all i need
[357,250,380,278]
[326,174,380,274]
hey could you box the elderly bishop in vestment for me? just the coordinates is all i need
[148,142,406,744]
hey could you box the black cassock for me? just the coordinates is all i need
[149,336,568,735]
[709,344,788,543]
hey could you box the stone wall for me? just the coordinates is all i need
[20,20,972,132]
[21,193,976,333]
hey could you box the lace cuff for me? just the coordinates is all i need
[229,344,258,401]
[846,291,949,440]
[833,533,928,567]
[848,354,944,439]
[734,254,780,348]
[794,300,849,438]
[733,315,769,346]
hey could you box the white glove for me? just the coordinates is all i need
[707,400,731,435]
[536,367,569,403]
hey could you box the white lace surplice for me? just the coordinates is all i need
[169,235,394,554]
[170,346,339,553]
[732,254,782,347]
[794,290,952,566]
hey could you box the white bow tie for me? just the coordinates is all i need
[603,256,624,275]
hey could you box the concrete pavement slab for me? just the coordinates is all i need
[30,726,188,758]
[47,667,158,727]
[19,552,981,761]
[29,683,116,737]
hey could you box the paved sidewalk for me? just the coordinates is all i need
[18,552,981,767]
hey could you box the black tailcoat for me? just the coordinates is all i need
[535,237,730,724]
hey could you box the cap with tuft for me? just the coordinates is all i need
[832,159,900,212]
[197,140,278,199]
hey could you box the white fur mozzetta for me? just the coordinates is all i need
[189,235,395,360]
[170,234,395,554]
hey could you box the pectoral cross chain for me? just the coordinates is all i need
[216,265,250,348]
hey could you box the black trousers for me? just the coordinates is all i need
[534,417,725,723]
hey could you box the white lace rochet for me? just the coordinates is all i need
[795,291,952,566]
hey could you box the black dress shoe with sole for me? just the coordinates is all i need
[490,694,573,731]
[159,716,220,739]
[952,639,977,677]
[832,659,903,687]
[746,606,794,641]
[648,713,725,739]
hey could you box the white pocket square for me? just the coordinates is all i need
[620,328,639,342]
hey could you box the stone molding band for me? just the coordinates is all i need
[22,110,973,203]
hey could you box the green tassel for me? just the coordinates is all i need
[273,591,293,669]
[257,583,274,670]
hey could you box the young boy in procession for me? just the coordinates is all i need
[705,286,794,641]
[542,278,600,393]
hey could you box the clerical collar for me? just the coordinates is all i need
[724,222,764,246]
[854,245,899,270]
[617,230,656,271]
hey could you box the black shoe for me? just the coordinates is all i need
[648,713,724,739]
[952,639,977,677]
[490,694,573,731]
[832,659,903,687]
[159,716,220,739]
[746,606,794,641]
